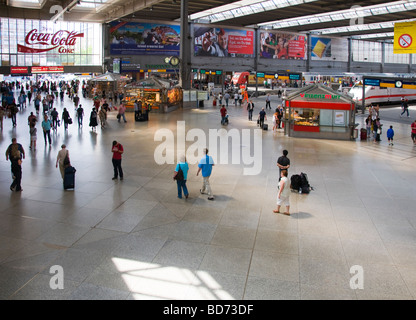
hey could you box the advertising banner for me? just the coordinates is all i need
[311,36,348,61]
[260,31,306,60]
[194,26,254,57]
[110,22,180,55]
[10,67,29,74]
[394,21,416,54]
[32,66,64,73]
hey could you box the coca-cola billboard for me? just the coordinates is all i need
[17,29,84,54]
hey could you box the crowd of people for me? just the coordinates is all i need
[1,78,132,192]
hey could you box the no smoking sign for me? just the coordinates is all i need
[398,34,412,48]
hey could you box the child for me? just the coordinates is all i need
[387,125,394,146]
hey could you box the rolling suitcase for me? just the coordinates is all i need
[64,166,76,190]
[263,123,268,130]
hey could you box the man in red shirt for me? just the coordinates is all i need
[220,105,227,125]
[112,140,124,180]
[411,120,416,145]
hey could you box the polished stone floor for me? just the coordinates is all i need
[1,90,416,300]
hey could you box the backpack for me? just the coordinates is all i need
[174,164,184,181]
[300,172,310,194]
[290,174,302,191]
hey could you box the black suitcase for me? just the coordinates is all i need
[263,124,268,130]
[64,166,76,189]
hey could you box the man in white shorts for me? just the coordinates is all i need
[274,169,291,216]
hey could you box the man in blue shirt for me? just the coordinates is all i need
[41,114,52,145]
[197,148,215,200]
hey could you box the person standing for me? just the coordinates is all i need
[173,155,189,199]
[277,150,290,181]
[265,93,271,110]
[89,107,98,131]
[197,148,215,200]
[224,92,230,107]
[5,138,25,192]
[247,100,254,121]
[385,125,394,146]
[234,92,238,105]
[111,140,124,180]
[0,106,4,131]
[411,120,416,145]
[99,106,107,128]
[258,107,267,129]
[41,114,52,146]
[273,169,290,215]
[77,104,84,127]
[56,144,69,179]
[220,105,227,125]
[272,110,279,132]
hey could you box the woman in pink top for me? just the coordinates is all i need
[118,103,127,123]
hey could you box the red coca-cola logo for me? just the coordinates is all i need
[18,29,84,54]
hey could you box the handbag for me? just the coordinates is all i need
[117,114,121,120]
[174,165,184,181]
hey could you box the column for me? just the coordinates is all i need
[180,0,191,90]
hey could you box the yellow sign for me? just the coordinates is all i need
[394,21,416,54]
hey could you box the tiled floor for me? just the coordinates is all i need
[1,89,416,300]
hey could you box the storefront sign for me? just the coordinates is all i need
[299,93,341,100]
[18,29,84,54]
[10,67,29,74]
[32,66,64,73]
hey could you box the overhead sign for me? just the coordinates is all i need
[10,67,29,74]
[32,66,64,73]
[364,78,381,86]
[394,21,416,54]
[18,29,84,54]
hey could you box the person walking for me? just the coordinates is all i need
[272,110,279,132]
[118,102,127,123]
[41,114,52,146]
[197,148,215,200]
[99,106,107,128]
[247,100,254,121]
[111,140,124,180]
[10,103,18,127]
[62,108,71,130]
[173,155,189,199]
[234,92,238,105]
[73,94,80,109]
[273,169,291,216]
[77,104,84,127]
[265,93,271,109]
[29,122,37,150]
[387,125,394,146]
[277,149,290,181]
[50,108,59,130]
[411,120,416,145]
[5,138,25,192]
[400,98,410,118]
[56,144,69,179]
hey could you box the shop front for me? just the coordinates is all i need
[285,84,356,140]
[123,76,182,113]
[88,72,131,98]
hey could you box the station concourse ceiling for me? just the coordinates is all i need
[1,0,416,41]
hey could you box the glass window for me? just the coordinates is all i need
[291,108,320,127]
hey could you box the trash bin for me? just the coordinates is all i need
[283,119,289,135]
[199,100,204,108]
[353,128,358,139]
